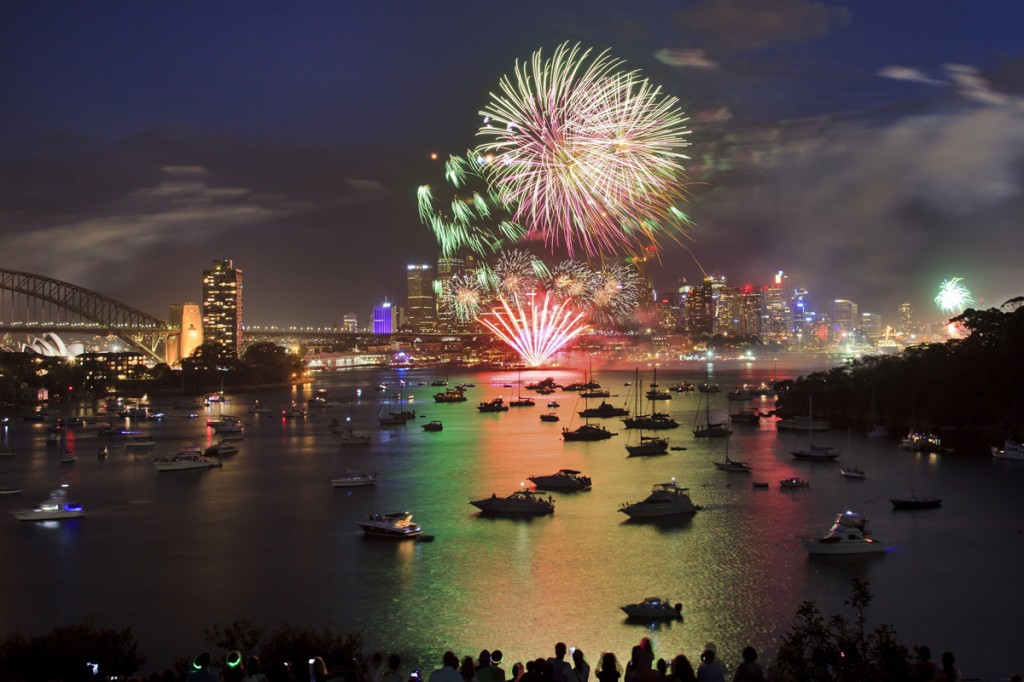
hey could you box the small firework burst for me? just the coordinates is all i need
[489,248,543,299]
[935,277,974,315]
[590,262,643,323]
[546,260,599,305]
[438,272,488,322]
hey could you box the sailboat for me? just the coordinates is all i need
[644,368,672,401]
[891,449,941,509]
[790,396,839,461]
[378,382,409,426]
[622,371,678,430]
[330,445,377,488]
[713,433,751,472]
[839,429,865,478]
[562,393,615,441]
[509,370,535,407]
[626,369,669,456]
[866,386,888,437]
[693,370,730,438]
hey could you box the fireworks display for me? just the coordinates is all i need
[477,292,591,367]
[437,272,487,323]
[417,154,525,258]
[488,248,544,299]
[935,277,974,315]
[476,43,692,258]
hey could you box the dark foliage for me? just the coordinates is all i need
[0,617,145,682]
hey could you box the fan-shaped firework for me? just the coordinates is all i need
[477,292,590,367]
[437,272,488,323]
[935,278,974,315]
[488,248,544,299]
[417,154,525,258]
[476,43,692,258]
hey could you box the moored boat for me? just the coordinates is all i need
[991,436,1023,461]
[539,413,560,422]
[578,401,629,418]
[780,477,810,489]
[620,597,682,620]
[528,469,592,491]
[422,420,443,432]
[470,489,555,515]
[356,511,423,538]
[331,471,377,488]
[626,435,669,456]
[11,485,84,521]
[890,496,942,510]
[619,481,698,519]
[562,424,615,441]
[839,466,866,479]
[802,511,885,555]
[478,398,509,413]
[152,446,222,472]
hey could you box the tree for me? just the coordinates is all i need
[0,617,146,682]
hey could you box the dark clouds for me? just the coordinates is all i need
[673,0,850,54]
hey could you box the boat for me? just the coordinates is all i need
[546,401,560,408]
[692,386,730,439]
[727,385,756,401]
[356,511,423,538]
[622,412,679,430]
[580,389,611,399]
[0,484,22,495]
[626,435,669,456]
[11,485,84,521]
[526,377,560,392]
[992,436,1024,461]
[528,469,592,491]
[839,466,866,479]
[644,370,672,401]
[867,424,890,438]
[248,401,274,414]
[125,436,157,448]
[60,453,77,463]
[470,489,555,515]
[331,471,377,488]
[211,419,244,435]
[478,398,509,413]
[337,426,372,446]
[898,431,942,452]
[433,388,467,403]
[802,511,886,555]
[713,435,751,472]
[579,401,629,418]
[509,397,536,407]
[204,441,239,456]
[562,423,615,441]
[729,407,762,425]
[619,481,698,518]
[620,597,682,620]
[669,383,694,393]
[0,447,16,458]
[890,496,942,510]
[422,420,444,432]
[698,383,720,393]
[790,397,839,461]
[539,413,560,422]
[152,446,223,472]
[780,477,810,489]
[776,416,831,431]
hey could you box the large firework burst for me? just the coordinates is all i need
[487,248,544,300]
[436,271,488,323]
[935,277,974,315]
[417,153,525,258]
[477,292,590,367]
[476,43,692,258]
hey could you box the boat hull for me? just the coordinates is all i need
[12,509,84,521]
[332,476,376,488]
[890,497,942,510]
[803,538,886,555]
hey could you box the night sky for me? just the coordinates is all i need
[2,1,1022,327]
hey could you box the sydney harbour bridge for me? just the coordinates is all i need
[0,269,370,364]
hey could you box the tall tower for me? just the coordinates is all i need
[436,254,465,333]
[405,264,436,333]
[898,302,914,336]
[202,260,243,356]
[373,300,394,334]
[833,299,859,335]
[167,303,203,365]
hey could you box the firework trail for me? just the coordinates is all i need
[477,292,590,366]
[476,42,692,258]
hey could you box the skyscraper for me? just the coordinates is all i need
[833,299,859,335]
[201,259,243,356]
[898,302,914,336]
[405,264,436,333]
[436,255,465,333]
[342,313,358,333]
[373,300,394,334]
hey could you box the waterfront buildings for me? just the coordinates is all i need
[342,313,358,333]
[201,260,243,357]
[373,300,399,335]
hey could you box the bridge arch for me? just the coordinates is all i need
[0,269,172,362]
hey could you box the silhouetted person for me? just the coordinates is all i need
[730,648,763,682]
[596,653,621,682]
[430,652,462,682]
[548,643,572,682]
[937,652,962,682]
[695,651,723,682]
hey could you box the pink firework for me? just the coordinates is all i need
[478,292,590,367]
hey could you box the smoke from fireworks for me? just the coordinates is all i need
[935,277,974,315]
[477,292,591,367]
[476,42,692,258]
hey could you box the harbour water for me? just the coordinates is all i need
[1,363,1021,678]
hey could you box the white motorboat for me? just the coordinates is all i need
[839,466,866,479]
[528,469,592,491]
[802,511,886,555]
[152,446,223,472]
[991,436,1024,461]
[331,471,377,488]
[204,441,239,456]
[620,597,683,620]
[357,511,423,538]
[619,481,698,519]
[470,489,555,515]
[11,485,84,521]
[211,419,243,435]
[125,436,157,448]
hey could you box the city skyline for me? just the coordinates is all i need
[1,2,1021,324]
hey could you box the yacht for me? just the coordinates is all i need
[644,387,672,401]
[478,398,509,413]
[11,485,84,521]
[356,511,423,538]
[727,385,756,401]
[619,481,698,519]
[433,389,467,403]
[791,445,840,462]
[713,439,751,472]
[625,436,669,456]
[578,401,629,418]
[331,471,377,488]
[562,423,615,441]
[204,441,239,456]
[780,477,810,489]
[839,466,866,479]
[152,446,223,472]
[669,383,694,393]
[992,436,1024,461]
[211,419,244,435]
[729,407,761,425]
[248,401,274,414]
[422,420,444,432]
[802,511,886,555]
[898,431,942,452]
[620,597,683,620]
[539,413,560,422]
[528,469,592,491]
[622,413,679,430]
[509,397,536,407]
[698,383,720,393]
[470,489,555,515]
[776,416,830,431]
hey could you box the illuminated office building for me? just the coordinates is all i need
[342,313,358,333]
[406,264,436,333]
[201,260,243,356]
[833,299,859,335]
